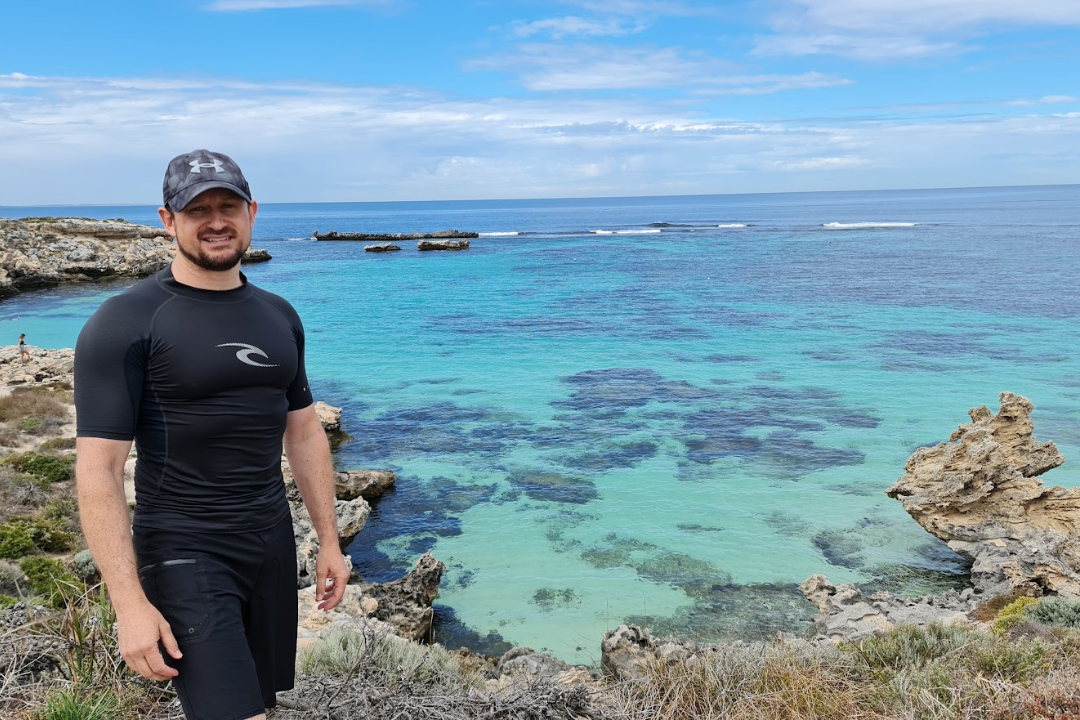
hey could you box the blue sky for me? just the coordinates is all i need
[1,0,1078,203]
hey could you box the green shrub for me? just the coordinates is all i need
[34,687,122,720]
[0,520,36,558]
[993,596,1040,635]
[39,436,77,451]
[854,622,973,670]
[1027,597,1080,629]
[0,593,17,607]
[19,556,81,607]
[3,452,75,486]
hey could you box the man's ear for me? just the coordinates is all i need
[158,206,177,238]
[249,200,258,227]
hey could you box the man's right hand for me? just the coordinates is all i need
[117,599,183,681]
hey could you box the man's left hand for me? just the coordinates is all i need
[315,545,349,611]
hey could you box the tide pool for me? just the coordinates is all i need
[3,185,1080,664]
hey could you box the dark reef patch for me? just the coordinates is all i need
[625,582,816,643]
[703,354,758,363]
[677,523,725,533]
[506,469,599,504]
[432,604,514,657]
[531,588,581,612]
[559,439,658,472]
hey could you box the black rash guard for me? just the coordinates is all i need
[74,267,314,533]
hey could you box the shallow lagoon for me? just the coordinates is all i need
[4,185,1080,664]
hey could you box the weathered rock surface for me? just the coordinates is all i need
[0,347,75,387]
[335,469,395,501]
[418,239,470,251]
[364,243,402,252]
[600,624,698,681]
[241,248,272,263]
[313,401,342,432]
[885,392,1079,598]
[314,229,477,241]
[355,553,445,643]
[0,218,174,297]
[799,574,976,642]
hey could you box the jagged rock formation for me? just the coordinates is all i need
[0,218,173,297]
[355,553,445,643]
[364,243,402,252]
[885,392,1079,598]
[241,248,272,263]
[418,239,470,251]
[314,229,477,241]
[600,624,699,681]
[0,347,74,386]
[798,574,977,642]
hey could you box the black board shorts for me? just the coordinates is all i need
[134,513,297,720]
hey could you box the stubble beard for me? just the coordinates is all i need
[176,236,250,271]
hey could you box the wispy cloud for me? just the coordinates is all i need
[757,0,1080,60]
[511,16,644,39]
[204,0,385,12]
[1006,95,1078,106]
[468,44,850,93]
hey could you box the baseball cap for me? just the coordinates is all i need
[162,150,252,211]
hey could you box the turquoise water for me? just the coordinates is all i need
[4,185,1080,663]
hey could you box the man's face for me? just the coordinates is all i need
[159,188,258,272]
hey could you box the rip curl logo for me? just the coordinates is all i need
[190,159,225,174]
[217,342,280,368]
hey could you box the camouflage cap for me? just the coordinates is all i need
[162,150,252,211]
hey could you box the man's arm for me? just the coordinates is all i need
[283,404,348,611]
[76,437,181,681]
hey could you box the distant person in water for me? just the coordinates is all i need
[18,333,30,364]
[74,150,347,720]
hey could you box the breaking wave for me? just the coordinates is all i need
[822,222,918,229]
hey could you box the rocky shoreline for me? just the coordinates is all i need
[3,218,1080,696]
[0,217,269,298]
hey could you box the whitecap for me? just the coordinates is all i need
[479,231,520,236]
[822,222,917,229]
[615,229,662,234]
[717,223,749,228]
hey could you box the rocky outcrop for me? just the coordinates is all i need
[418,239,470,251]
[0,218,174,297]
[364,243,401,252]
[0,347,75,386]
[314,229,477,241]
[600,624,698,681]
[241,248,272,263]
[355,553,445,643]
[885,392,1079,598]
[798,574,977,642]
[335,470,395,501]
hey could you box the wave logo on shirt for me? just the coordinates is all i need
[217,342,280,368]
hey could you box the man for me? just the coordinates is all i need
[74,150,348,720]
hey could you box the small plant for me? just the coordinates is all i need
[994,596,1040,635]
[18,556,82,607]
[0,520,36,558]
[38,437,77,451]
[34,687,122,720]
[3,452,75,487]
[0,593,16,607]
[1027,596,1080,629]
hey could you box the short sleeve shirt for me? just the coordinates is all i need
[74,266,314,533]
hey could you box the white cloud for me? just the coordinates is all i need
[511,16,642,39]
[758,0,1080,59]
[0,72,1077,204]
[1006,95,1078,106]
[204,0,385,11]
[468,44,850,93]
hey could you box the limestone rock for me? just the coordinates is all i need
[364,243,401,252]
[0,347,76,387]
[417,239,470,251]
[241,248,272,263]
[335,470,395,501]
[355,553,444,643]
[600,624,696,681]
[886,392,1080,597]
[291,495,367,588]
[313,401,342,432]
[798,574,975,643]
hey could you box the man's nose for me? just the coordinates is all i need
[206,208,229,228]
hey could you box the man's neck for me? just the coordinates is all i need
[169,258,244,291]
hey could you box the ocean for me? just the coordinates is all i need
[3,184,1079,665]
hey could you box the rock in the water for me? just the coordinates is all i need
[334,470,395,501]
[364,243,401,252]
[241,248,272,263]
[313,401,342,432]
[417,239,470,251]
[886,392,1079,598]
[356,552,444,642]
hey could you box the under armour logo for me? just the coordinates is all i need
[190,159,225,174]
[217,342,280,368]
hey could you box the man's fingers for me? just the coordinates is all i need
[159,622,184,660]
